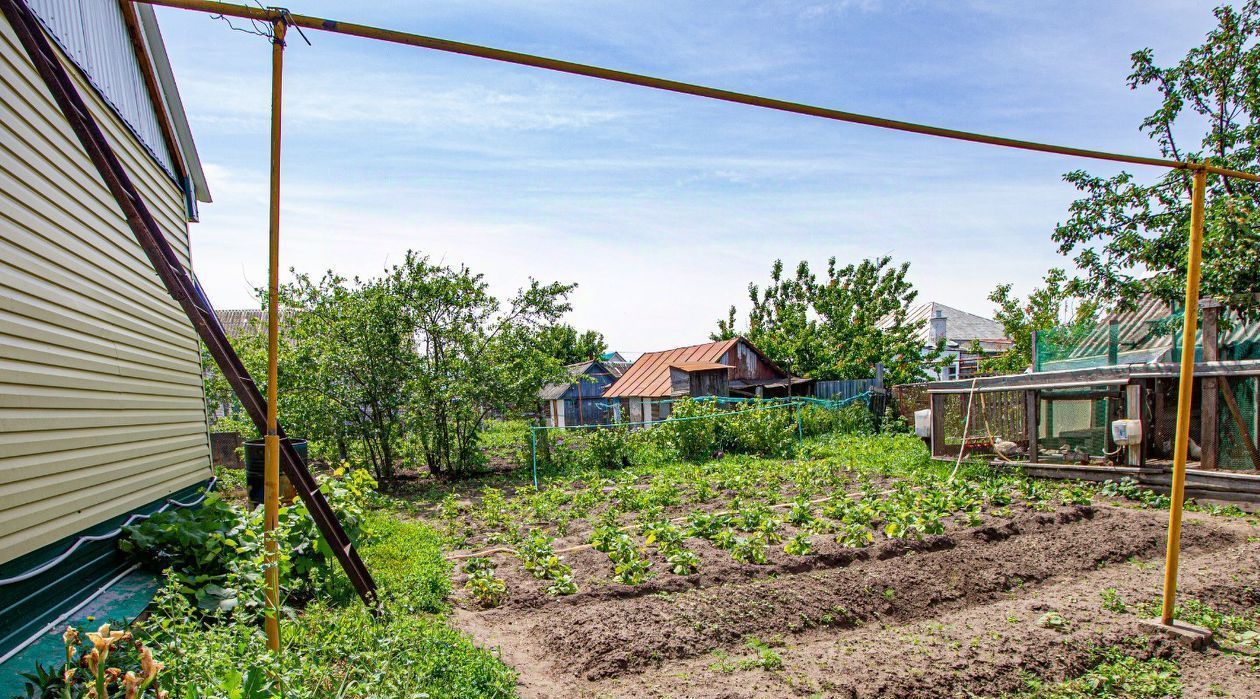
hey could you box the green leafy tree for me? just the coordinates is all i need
[715,256,940,385]
[1054,1,1260,319]
[214,272,418,482]
[982,269,1098,375]
[392,252,573,476]
[535,323,608,365]
[201,253,573,483]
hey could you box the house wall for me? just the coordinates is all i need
[721,342,781,381]
[0,17,211,565]
[689,369,728,397]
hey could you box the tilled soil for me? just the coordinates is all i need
[451,504,1260,697]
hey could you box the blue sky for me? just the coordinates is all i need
[157,0,1220,354]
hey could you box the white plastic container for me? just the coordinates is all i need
[1111,418,1143,446]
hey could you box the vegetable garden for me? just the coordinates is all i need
[20,403,1260,698]
[411,415,1260,698]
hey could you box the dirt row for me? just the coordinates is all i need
[452,504,1260,697]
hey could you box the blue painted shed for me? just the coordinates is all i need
[539,359,628,426]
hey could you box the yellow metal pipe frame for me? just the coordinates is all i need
[127,0,1250,632]
[264,17,286,652]
[130,0,1258,182]
[1160,168,1207,625]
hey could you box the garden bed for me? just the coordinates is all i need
[412,434,1260,698]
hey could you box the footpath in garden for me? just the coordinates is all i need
[412,430,1260,698]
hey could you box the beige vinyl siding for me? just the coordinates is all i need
[0,17,211,565]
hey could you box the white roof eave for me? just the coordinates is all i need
[135,4,211,204]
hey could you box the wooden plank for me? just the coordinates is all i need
[1024,389,1038,463]
[1200,301,1222,469]
[1125,383,1142,467]
[930,393,944,458]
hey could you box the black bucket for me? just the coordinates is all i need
[243,438,308,507]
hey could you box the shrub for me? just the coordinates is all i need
[129,512,515,696]
[664,398,721,461]
[120,466,376,614]
[720,404,796,457]
[834,402,876,435]
[586,425,634,469]
[797,404,838,437]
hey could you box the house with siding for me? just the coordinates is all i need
[603,337,806,422]
[0,0,211,677]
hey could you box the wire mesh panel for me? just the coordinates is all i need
[1217,376,1259,471]
[935,390,1026,456]
[1038,389,1119,457]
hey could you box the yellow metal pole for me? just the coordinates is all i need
[1159,167,1207,625]
[264,18,286,652]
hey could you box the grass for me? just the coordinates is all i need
[149,510,518,698]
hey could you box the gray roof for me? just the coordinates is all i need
[214,309,267,337]
[881,302,1009,348]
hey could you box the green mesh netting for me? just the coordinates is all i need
[1036,310,1260,372]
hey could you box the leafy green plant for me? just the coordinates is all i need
[662,548,698,575]
[607,536,652,585]
[719,404,796,458]
[466,566,509,608]
[517,531,578,595]
[1101,588,1127,613]
[1015,650,1180,698]
[731,535,770,565]
[784,532,813,556]
[586,425,635,469]
[18,624,168,699]
[120,468,375,615]
[787,497,816,527]
[739,637,784,671]
[664,398,722,461]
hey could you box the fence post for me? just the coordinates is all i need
[530,428,539,488]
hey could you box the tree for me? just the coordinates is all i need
[535,323,608,365]
[391,252,573,476]
[215,272,419,483]
[1054,1,1260,319]
[715,256,940,386]
[982,268,1098,375]
[201,253,574,484]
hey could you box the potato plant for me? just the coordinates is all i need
[464,558,508,608]
[518,532,578,595]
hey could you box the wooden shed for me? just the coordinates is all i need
[539,358,628,427]
[603,337,808,422]
[1,0,212,674]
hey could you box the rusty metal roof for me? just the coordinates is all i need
[604,339,740,398]
[671,362,732,372]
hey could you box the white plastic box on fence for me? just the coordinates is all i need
[914,409,932,438]
[1111,418,1143,446]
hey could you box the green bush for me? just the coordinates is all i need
[586,425,634,469]
[664,398,721,461]
[834,402,876,435]
[797,404,838,437]
[719,404,796,457]
[144,513,517,698]
[120,467,376,614]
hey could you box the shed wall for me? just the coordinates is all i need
[0,17,211,565]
